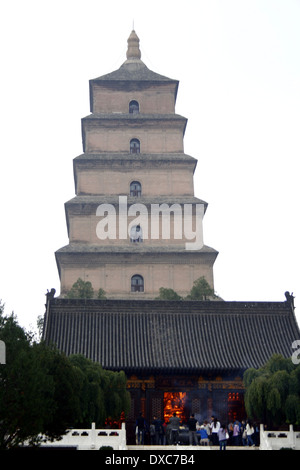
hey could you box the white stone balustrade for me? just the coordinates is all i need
[42,422,127,450]
[260,424,300,450]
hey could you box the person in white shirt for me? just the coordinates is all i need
[210,416,221,446]
[246,420,255,446]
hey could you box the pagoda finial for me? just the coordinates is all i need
[126,29,141,60]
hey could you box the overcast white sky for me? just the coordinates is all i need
[0,0,299,331]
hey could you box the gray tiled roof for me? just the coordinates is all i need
[44,299,300,374]
[91,61,178,84]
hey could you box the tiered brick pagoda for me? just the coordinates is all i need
[55,30,217,300]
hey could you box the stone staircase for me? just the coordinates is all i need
[127,444,258,451]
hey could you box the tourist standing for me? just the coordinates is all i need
[187,413,198,445]
[210,417,221,446]
[203,420,211,443]
[218,424,228,450]
[232,421,240,446]
[246,420,255,446]
[136,412,146,445]
[241,420,247,446]
[168,413,181,445]
[152,416,164,445]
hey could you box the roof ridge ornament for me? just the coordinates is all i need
[126,30,141,60]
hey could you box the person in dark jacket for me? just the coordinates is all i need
[136,412,146,445]
[187,413,199,445]
[151,416,164,445]
[168,413,181,444]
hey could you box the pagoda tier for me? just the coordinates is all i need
[73,152,197,197]
[55,244,217,299]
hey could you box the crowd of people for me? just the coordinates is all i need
[135,413,260,450]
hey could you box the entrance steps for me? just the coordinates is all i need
[127,445,258,451]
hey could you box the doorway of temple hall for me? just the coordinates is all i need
[163,392,188,422]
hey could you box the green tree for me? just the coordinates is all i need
[186,276,215,300]
[0,310,46,448]
[156,287,182,300]
[244,354,300,426]
[69,355,130,427]
[97,288,107,299]
[0,301,131,448]
[36,343,82,438]
[67,278,94,299]
[0,306,81,448]
[106,369,131,421]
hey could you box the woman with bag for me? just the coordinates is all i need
[217,424,229,451]
[246,420,255,447]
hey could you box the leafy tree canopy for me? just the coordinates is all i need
[156,287,182,300]
[68,354,130,428]
[186,276,215,300]
[243,354,300,426]
[0,300,130,449]
[97,288,107,299]
[0,305,82,448]
[157,277,215,301]
[66,279,107,300]
[67,278,94,299]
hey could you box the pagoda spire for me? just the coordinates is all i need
[126,30,141,60]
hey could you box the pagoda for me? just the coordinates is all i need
[55,30,218,299]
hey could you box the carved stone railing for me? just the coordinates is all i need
[260,424,300,450]
[42,422,127,450]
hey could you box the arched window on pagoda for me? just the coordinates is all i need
[131,275,144,292]
[129,100,139,114]
[130,138,140,154]
[130,181,142,197]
